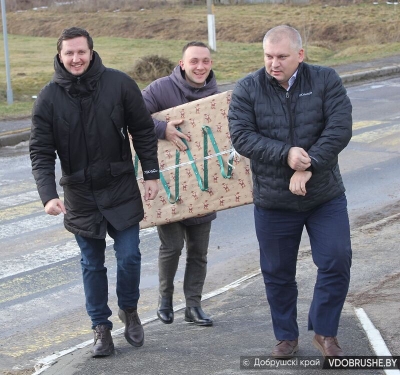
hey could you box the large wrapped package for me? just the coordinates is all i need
[133,90,253,229]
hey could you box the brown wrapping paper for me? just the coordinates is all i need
[132,90,253,229]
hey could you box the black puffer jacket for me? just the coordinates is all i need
[142,65,219,225]
[30,52,159,238]
[228,62,352,212]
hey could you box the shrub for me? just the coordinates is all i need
[129,55,176,82]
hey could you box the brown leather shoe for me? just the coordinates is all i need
[118,308,144,347]
[92,324,114,357]
[313,334,344,357]
[271,339,299,358]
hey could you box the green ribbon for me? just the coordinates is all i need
[135,125,234,204]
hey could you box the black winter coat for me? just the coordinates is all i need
[30,52,159,238]
[142,65,219,225]
[228,62,352,212]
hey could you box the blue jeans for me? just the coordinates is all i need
[254,194,352,340]
[75,222,141,329]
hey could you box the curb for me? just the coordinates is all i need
[0,128,30,147]
[340,65,400,84]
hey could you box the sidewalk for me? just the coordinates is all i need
[1,55,400,148]
[34,214,400,374]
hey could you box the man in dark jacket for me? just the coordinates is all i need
[141,41,218,326]
[30,27,159,357]
[228,25,352,358]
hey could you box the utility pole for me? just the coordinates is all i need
[207,0,216,51]
[1,0,13,104]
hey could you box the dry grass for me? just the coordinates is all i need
[6,1,400,46]
[129,55,175,81]
[1,1,400,119]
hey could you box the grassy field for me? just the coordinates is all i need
[1,1,400,119]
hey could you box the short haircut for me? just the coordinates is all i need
[263,25,302,51]
[182,41,210,57]
[57,27,94,53]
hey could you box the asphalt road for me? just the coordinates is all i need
[0,76,399,375]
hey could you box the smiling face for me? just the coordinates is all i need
[263,35,304,89]
[179,46,213,88]
[59,36,93,76]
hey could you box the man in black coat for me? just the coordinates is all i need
[228,25,352,358]
[141,41,218,327]
[30,27,159,357]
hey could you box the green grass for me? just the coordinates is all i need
[1,1,400,120]
[0,35,267,119]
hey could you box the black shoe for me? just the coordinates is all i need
[118,308,144,347]
[157,296,174,324]
[184,306,213,326]
[92,324,114,357]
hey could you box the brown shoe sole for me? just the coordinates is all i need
[313,336,344,357]
[272,344,299,359]
[313,336,327,357]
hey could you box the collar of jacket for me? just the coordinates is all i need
[265,62,304,88]
[53,51,106,97]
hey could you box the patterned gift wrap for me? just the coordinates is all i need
[132,90,253,229]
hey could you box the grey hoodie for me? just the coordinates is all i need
[142,65,219,139]
[142,65,219,225]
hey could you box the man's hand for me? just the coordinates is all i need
[287,147,311,171]
[289,170,312,196]
[143,179,159,201]
[44,198,66,215]
[165,119,191,151]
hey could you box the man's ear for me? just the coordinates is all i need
[298,48,305,63]
[179,59,185,70]
[90,50,93,60]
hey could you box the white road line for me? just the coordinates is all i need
[32,271,261,374]
[0,240,80,279]
[355,307,400,375]
[351,123,400,144]
[0,180,36,196]
[0,227,157,279]
[352,120,383,130]
[0,214,64,240]
[0,190,41,209]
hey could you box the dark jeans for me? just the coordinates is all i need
[157,221,211,307]
[75,222,141,329]
[254,194,352,340]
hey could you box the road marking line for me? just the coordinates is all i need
[352,120,383,130]
[351,124,400,143]
[0,227,157,279]
[31,271,261,374]
[0,190,41,209]
[0,214,64,239]
[354,308,399,375]
[0,180,36,196]
[0,200,47,222]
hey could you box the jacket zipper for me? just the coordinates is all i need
[285,90,302,210]
[286,91,295,145]
[79,99,90,163]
